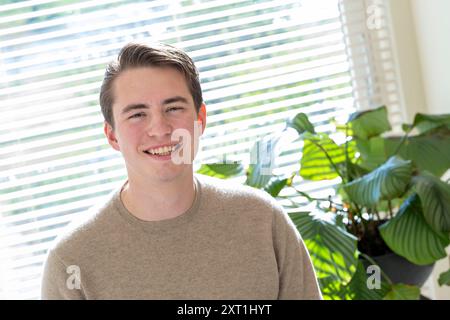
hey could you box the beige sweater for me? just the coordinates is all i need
[41,174,322,299]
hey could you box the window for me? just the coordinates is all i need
[0,0,402,299]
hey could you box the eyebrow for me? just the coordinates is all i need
[121,96,189,115]
[162,96,189,106]
[121,103,149,115]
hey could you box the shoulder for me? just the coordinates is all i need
[47,186,121,261]
[195,173,285,217]
[195,173,301,241]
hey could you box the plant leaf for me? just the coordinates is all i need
[384,134,450,177]
[438,269,450,286]
[343,156,412,206]
[287,112,316,134]
[196,163,244,179]
[343,160,370,182]
[379,194,450,265]
[289,211,358,287]
[318,276,350,300]
[355,137,387,170]
[412,113,450,134]
[383,283,421,300]
[264,177,288,197]
[414,172,450,233]
[344,259,390,300]
[348,106,391,139]
[300,133,350,181]
[245,134,281,188]
[402,123,413,133]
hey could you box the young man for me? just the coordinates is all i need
[41,43,322,299]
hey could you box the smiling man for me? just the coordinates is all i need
[104,65,204,222]
[41,43,322,300]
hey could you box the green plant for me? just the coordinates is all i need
[197,106,450,299]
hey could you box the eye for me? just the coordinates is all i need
[167,106,184,112]
[129,112,145,119]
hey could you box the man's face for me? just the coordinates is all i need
[104,66,206,184]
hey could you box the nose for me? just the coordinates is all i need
[146,111,172,138]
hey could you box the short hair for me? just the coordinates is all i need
[99,42,203,128]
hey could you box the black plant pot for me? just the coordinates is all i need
[370,252,435,288]
[357,219,435,288]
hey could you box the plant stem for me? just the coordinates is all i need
[347,209,358,235]
[291,186,349,210]
[359,253,394,285]
[278,195,302,208]
[374,208,381,221]
[345,124,350,182]
[291,185,329,202]
[387,200,393,219]
[351,220,358,235]
[352,202,363,218]
[359,216,366,234]
[392,127,412,156]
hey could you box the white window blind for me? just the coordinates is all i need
[0,0,403,299]
[339,0,404,131]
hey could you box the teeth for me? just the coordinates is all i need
[146,144,179,155]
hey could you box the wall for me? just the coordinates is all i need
[387,0,450,300]
[411,0,450,115]
[386,0,427,123]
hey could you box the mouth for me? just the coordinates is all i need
[143,142,182,157]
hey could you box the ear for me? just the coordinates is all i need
[197,103,207,135]
[104,121,120,151]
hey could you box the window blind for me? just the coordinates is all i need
[0,0,404,299]
[338,0,404,131]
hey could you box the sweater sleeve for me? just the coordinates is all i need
[272,204,323,300]
[41,249,85,300]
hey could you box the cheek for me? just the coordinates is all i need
[118,125,144,146]
[176,114,198,130]
[182,122,199,142]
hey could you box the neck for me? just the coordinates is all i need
[121,172,196,222]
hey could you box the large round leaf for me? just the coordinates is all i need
[414,172,450,233]
[344,259,390,300]
[343,156,412,206]
[196,163,244,179]
[355,136,387,170]
[300,133,353,181]
[289,211,358,287]
[379,194,450,265]
[348,106,391,139]
[287,112,316,134]
[263,177,288,197]
[438,269,450,286]
[412,113,450,134]
[384,134,450,177]
[343,160,369,182]
[317,276,349,300]
[383,284,420,300]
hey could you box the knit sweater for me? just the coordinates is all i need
[41,174,322,299]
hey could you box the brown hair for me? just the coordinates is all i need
[99,42,203,128]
